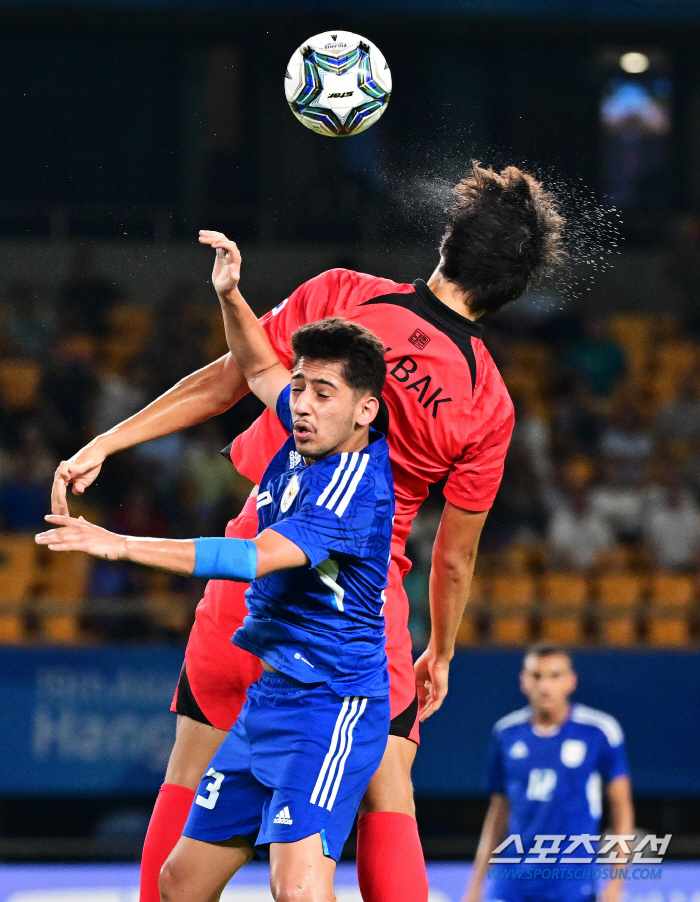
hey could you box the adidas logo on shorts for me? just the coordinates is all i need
[273,806,293,825]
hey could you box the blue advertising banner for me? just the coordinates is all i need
[0,646,183,796]
[413,649,700,798]
[0,647,698,797]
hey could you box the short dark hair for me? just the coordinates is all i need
[291,317,386,400]
[441,162,565,316]
[523,642,573,667]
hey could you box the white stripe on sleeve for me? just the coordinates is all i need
[316,453,348,507]
[326,452,359,511]
[334,453,370,517]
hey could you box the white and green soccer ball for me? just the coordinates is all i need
[284,31,392,137]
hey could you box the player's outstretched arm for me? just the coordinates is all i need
[50,353,248,516]
[414,502,488,721]
[199,230,290,412]
[460,793,509,902]
[35,516,309,579]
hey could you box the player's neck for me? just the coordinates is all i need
[531,702,570,731]
[425,266,478,322]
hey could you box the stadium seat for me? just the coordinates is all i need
[649,573,694,606]
[596,573,643,646]
[645,573,694,646]
[538,573,589,645]
[456,575,486,646]
[37,551,92,644]
[0,360,42,411]
[607,314,652,384]
[646,612,690,646]
[146,571,191,634]
[597,573,644,607]
[489,575,535,645]
[0,535,37,643]
[598,613,638,646]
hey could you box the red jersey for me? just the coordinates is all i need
[230,270,514,575]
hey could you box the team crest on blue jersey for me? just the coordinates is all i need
[509,740,529,759]
[560,739,587,768]
[280,473,301,512]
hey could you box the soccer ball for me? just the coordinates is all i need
[284,31,392,137]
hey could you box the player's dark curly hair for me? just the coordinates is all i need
[441,162,565,315]
[291,317,386,400]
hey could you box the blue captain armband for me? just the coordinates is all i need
[193,537,258,582]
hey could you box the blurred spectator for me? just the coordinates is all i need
[599,402,654,482]
[141,283,209,396]
[655,374,700,442]
[59,248,118,337]
[183,421,248,535]
[0,422,54,530]
[40,336,99,458]
[92,362,149,437]
[547,486,615,571]
[643,473,700,571]
[511,396,552,483]
[559,317,626,397]
[1,281,57,360]
[589,461,645,542]
[551,380,606,457]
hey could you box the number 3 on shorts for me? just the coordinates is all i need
[195,767,225,810]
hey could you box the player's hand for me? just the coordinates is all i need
[35,515,126,561]
[51,443,108,516]
[199,230,242,298]
[414,648,450,721]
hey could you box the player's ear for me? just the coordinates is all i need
[356,395,379,427]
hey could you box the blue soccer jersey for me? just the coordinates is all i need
[232,384,394,699]
[487,704,629,892]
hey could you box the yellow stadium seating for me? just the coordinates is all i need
[0,360,42,411]
[539,573,589,645]
[37,551,91,643]
[0,535,38,643]
[646,613,690,647]
[489,575,535,645]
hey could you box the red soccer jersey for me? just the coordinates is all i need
[229,269,514,575]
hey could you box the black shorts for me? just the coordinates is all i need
[174,662,419,741]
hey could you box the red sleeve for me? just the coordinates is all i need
[443,392,514,512]
[259,269,345,366]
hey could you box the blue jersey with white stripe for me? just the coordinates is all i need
[232,384,394,698]
[488,704,630,859]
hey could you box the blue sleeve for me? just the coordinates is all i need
[276,384,293,432]
[600,734,630,784]
[487,732,506,795]
[269,454,390,567]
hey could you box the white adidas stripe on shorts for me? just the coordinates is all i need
[310,696,368,811]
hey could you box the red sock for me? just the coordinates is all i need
[139,783,195,902]
[357,811,429,902]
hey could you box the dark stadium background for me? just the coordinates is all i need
[0,0,699,897]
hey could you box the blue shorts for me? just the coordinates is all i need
[183,670,390,861]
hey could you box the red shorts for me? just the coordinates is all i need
[171,497,419,743]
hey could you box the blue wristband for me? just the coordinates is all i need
[193,537,258,582]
